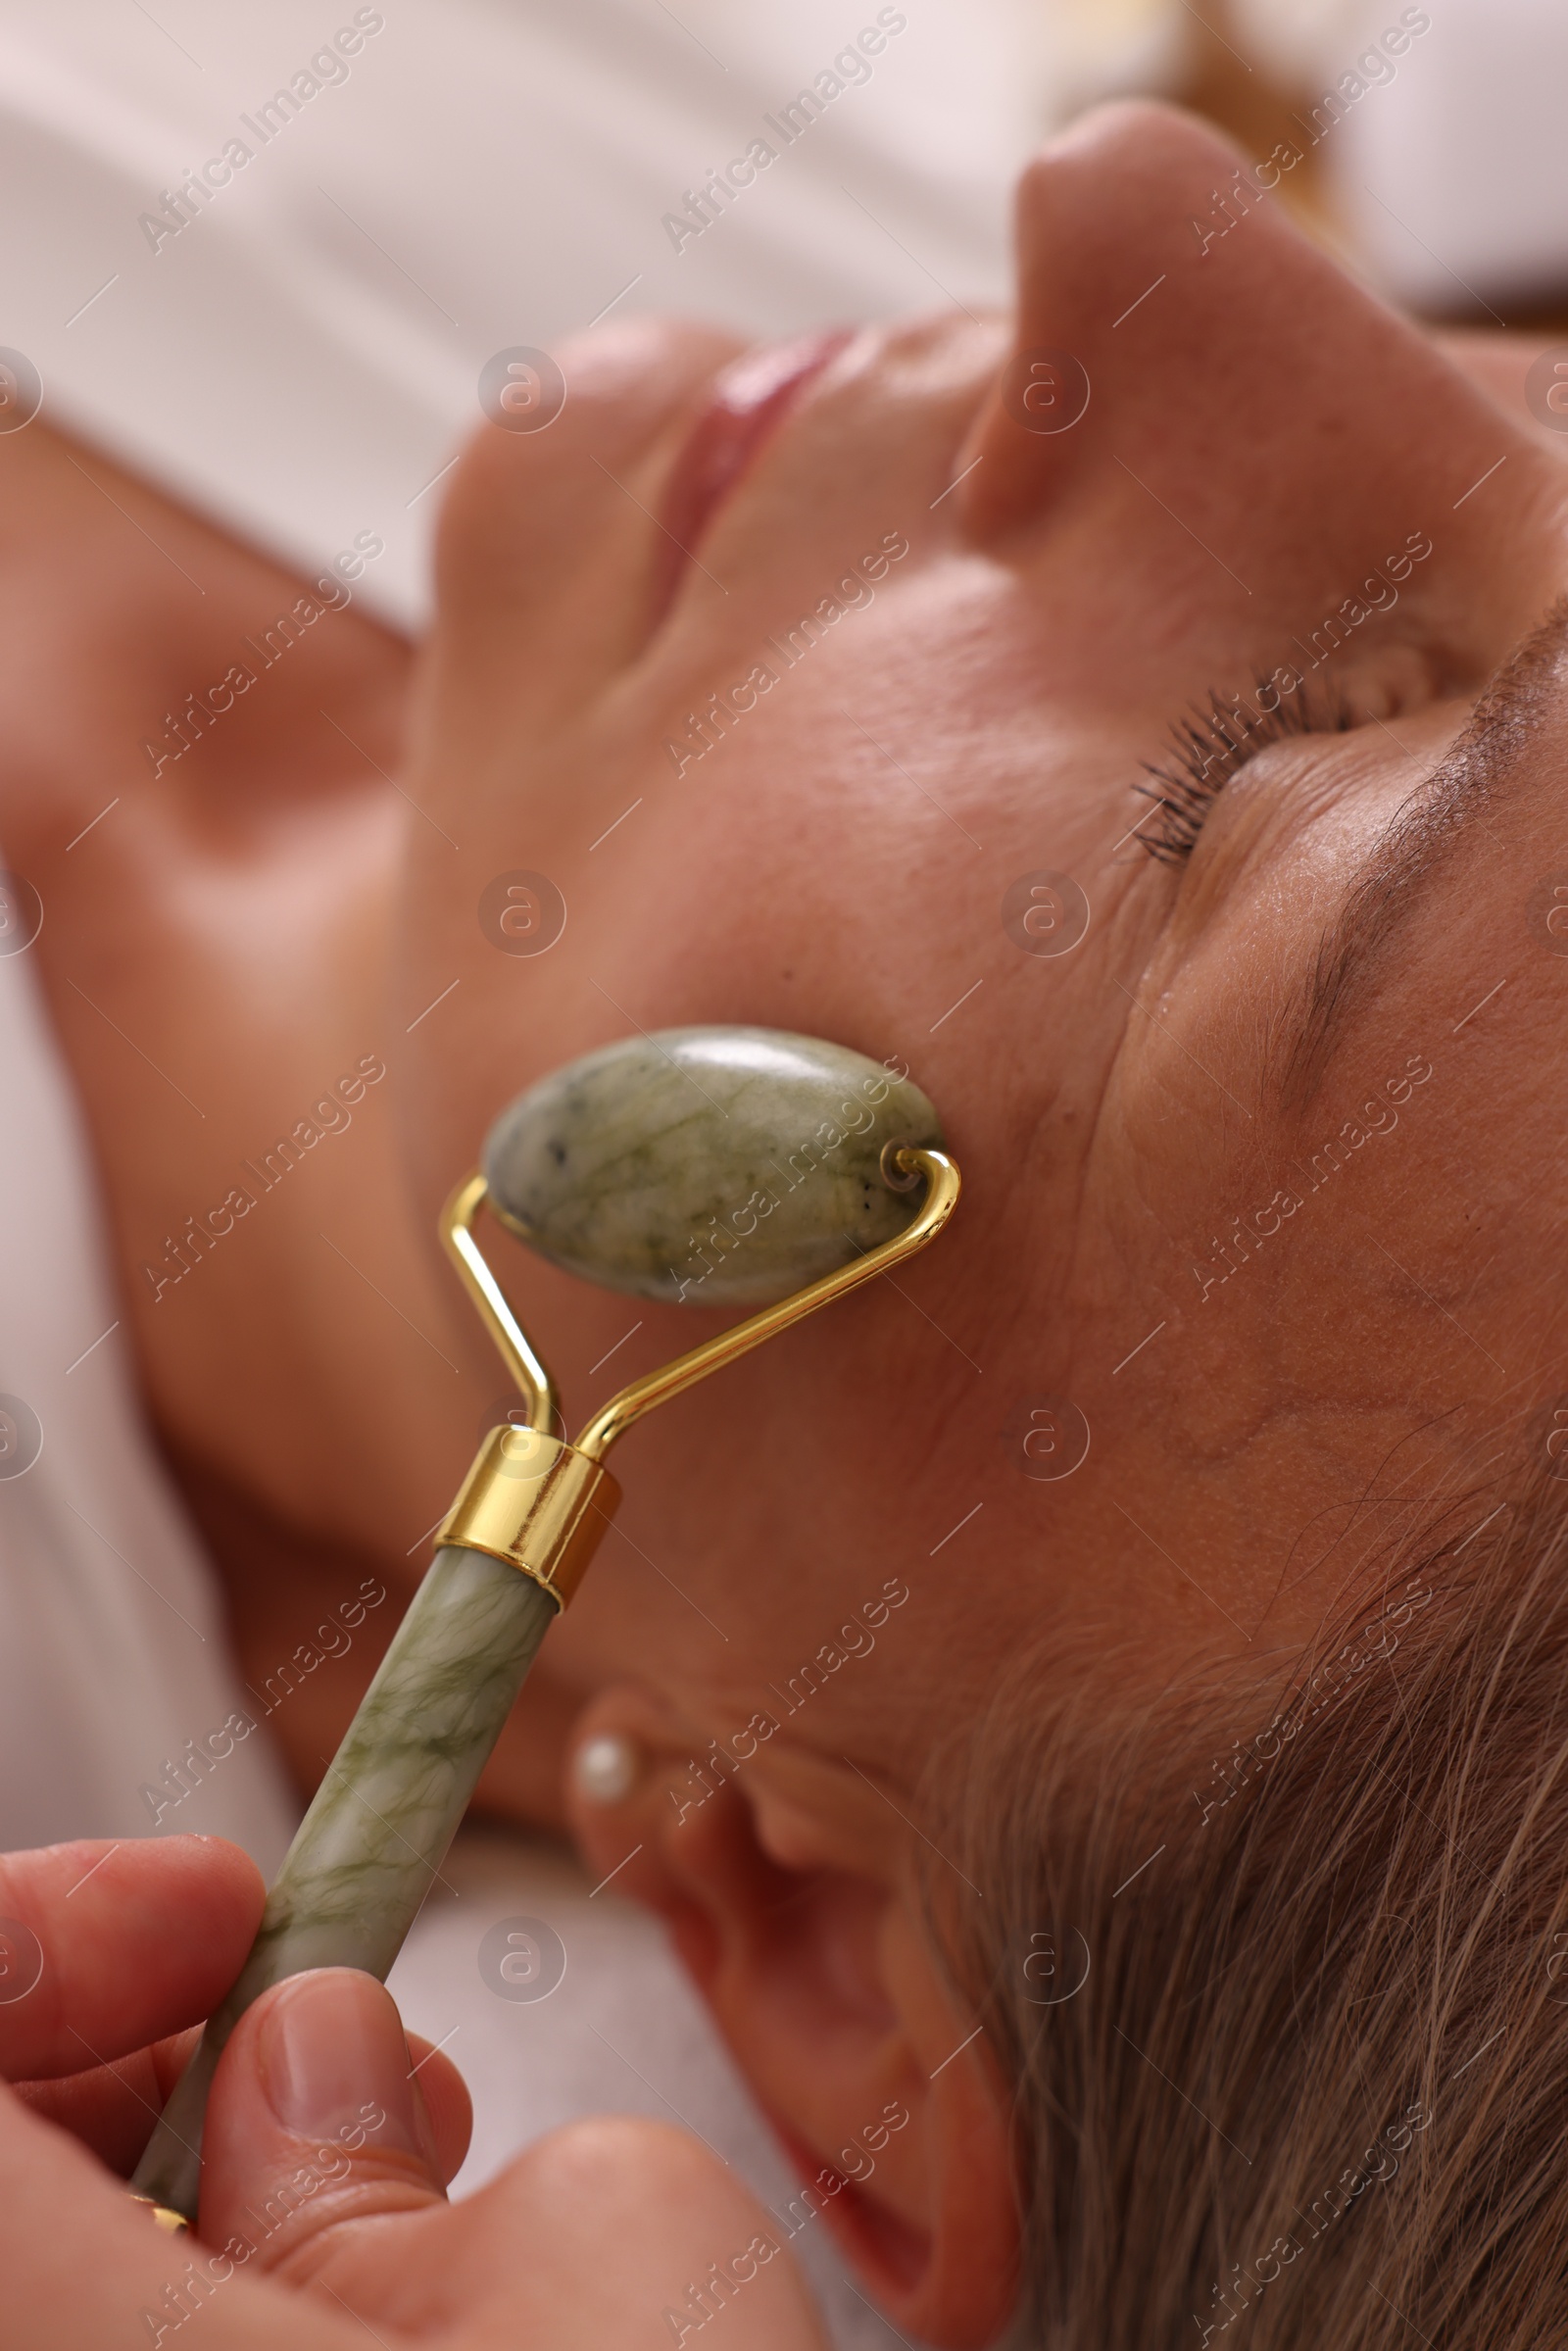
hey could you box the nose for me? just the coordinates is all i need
[958,102,1556,687]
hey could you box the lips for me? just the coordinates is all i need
[652,329,853,617]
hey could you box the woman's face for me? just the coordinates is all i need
[399,100,1568,1846]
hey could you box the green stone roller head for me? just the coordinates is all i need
[130,1028,959,2227]
[483,1026,948,1304]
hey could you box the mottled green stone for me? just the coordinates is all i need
[129,1544,555,2221]
[483,1026,945,1305]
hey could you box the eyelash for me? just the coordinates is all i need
[1134,682,1351,863]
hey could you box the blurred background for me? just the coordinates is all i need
[2,0,1562,634]
[1060,0,1568,328]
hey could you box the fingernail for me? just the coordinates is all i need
[260,1968,425,2159]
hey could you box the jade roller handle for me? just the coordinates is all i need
[130,1541,557,2223]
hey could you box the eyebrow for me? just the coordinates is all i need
[1273,596,1568,1112]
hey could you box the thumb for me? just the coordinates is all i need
[198,1968,453,2274]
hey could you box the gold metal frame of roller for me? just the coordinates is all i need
[436,1146,960,1608]
[129,1151,957,2234]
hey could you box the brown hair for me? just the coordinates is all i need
[934,1479,1568,2347]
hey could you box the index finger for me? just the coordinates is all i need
[0,1837,264,2082]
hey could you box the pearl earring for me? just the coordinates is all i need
[572,1731,644,1806]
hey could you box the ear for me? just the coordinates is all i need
[564,1689,1020,2350]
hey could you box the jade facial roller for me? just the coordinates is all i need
[131,1026,959,2226]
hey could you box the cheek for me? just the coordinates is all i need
[564,579,1079,1008]
[433,317,741,650]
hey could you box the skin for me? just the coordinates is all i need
[3,97,1567,2347]
[1,1838,823,2347]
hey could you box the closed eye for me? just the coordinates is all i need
[1134,678,1352,862]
